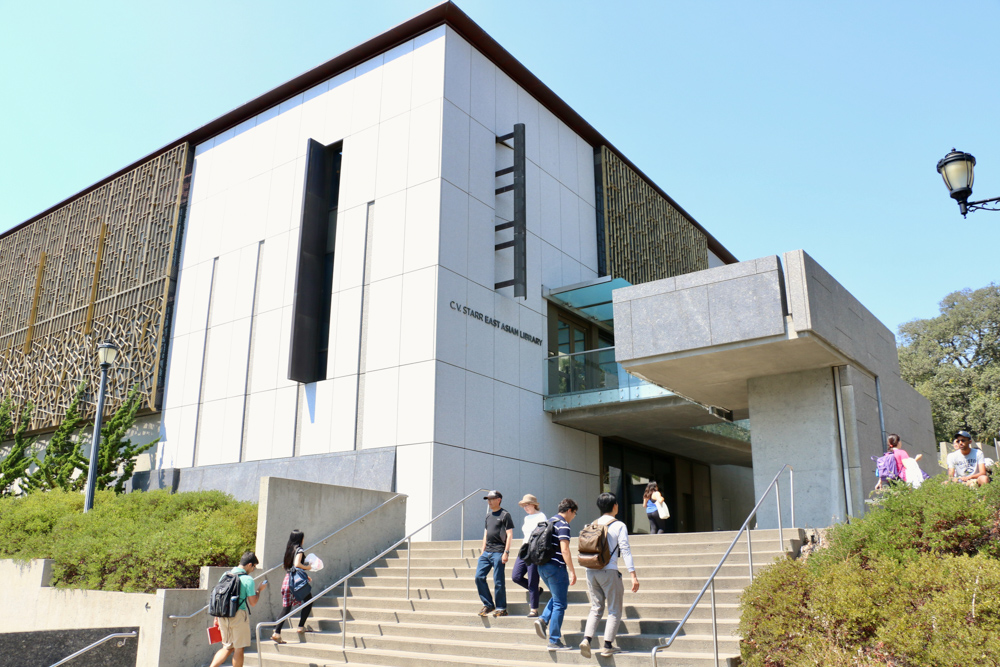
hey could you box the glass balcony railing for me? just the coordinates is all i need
[543,347,673,411]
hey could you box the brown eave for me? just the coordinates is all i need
[4,1,737,264]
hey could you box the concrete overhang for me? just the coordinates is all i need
[548,394,752,466]
[621,325,850,415]
[613,250,897,416]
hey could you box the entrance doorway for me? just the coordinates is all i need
[601,439,712,534]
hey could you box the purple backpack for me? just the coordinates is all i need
[873,451,900,484]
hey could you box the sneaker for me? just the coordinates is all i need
[492,609,508,617]
[527,610,539,618]
[579,640,592,658]
[534,618,548,639]
[478,605,495,617]
[548,641,571,651]
[600,646,622,657]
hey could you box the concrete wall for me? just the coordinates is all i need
[252,477,407,624]
[709,464,755,531]
[783,250,935,462]
[614,250,936,529]
[0,626,138,667]
[1,558,212,667]
[748,368,847,529]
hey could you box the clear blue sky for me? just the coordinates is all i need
[2,0,998,335]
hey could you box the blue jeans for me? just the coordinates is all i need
[475,552,507,610]
[538,562,569,643]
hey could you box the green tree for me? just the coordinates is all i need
[79,385,158,495]
[898,283,1000,442]
[0,399,37,497]
[20,384,89,493]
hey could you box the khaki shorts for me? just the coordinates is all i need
[218,609,251,650]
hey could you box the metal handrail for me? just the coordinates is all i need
[651,465,795,667]
[255,487,489,666]
[548,345,616,360]
[49,631,137,666]
[168,493,403,624]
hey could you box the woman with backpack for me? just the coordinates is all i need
[511,494,547,617]
[875,434,908,490]
[643,482,668,534]
[272,530,313,644]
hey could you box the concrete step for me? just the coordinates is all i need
[248,645,737,667]
[330,586,746,605]
[407,528,802,549]
[400,539,800,558]
[294,616,740,644]
[363,558,780,577]
[375,548,791,566]
[259,632,739,665]
[306,607,739,640]
[349,572,756,590]
[308,598,741,621]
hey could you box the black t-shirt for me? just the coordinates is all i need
[484,508,514,553]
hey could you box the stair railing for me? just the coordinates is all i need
[49,631,137,666]
[168,492,404,625]
[651,465,794,667]
[255,488,488,666]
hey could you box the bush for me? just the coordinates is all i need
[0,489,257,592]
[739,477,1000,665]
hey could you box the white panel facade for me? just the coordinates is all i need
[160,26,449,476]
[158,23,605,535]
[426,27,601,538]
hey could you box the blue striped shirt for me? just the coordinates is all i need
[547,515,571,567]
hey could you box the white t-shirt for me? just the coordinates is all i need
[948,448,984,477]
[521,511,547,539]
[593,514,635,572]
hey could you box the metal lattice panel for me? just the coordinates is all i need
[0,144,189,431]
[598,146,709,284]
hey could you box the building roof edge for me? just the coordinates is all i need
[4,1,738,263]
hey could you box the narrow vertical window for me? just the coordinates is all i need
[289,140,343,384]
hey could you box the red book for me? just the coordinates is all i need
[207,626,222,644]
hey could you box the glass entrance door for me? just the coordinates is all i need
[602,440,678,534]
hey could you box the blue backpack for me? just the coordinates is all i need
[873,451,900,483]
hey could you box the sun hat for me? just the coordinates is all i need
[518,493,539,508]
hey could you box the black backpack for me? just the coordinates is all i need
[208,571,247,618]
[522,519,558,566]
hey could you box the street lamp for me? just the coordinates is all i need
[937,149,1000,217]
[84,340,119,513]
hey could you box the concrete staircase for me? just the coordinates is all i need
[249,529,804,667]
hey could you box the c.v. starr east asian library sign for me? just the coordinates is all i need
[448,301,543,346]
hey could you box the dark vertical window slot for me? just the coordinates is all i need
[289,139,343,384]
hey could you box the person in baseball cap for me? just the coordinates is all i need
[949,430,989,488]
[475,490,513,617]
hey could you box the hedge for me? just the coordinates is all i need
[739,476,1000,665]
[0,489,257,593]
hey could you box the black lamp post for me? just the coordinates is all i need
[937,149,1000,217]
[84,340,119,513]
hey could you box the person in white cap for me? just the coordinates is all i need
[511,493,546,617]
[474,490,514,617]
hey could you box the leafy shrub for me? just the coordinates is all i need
[813,475,1000,567]
[0,489,257,592]
[740,477,1000,665]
